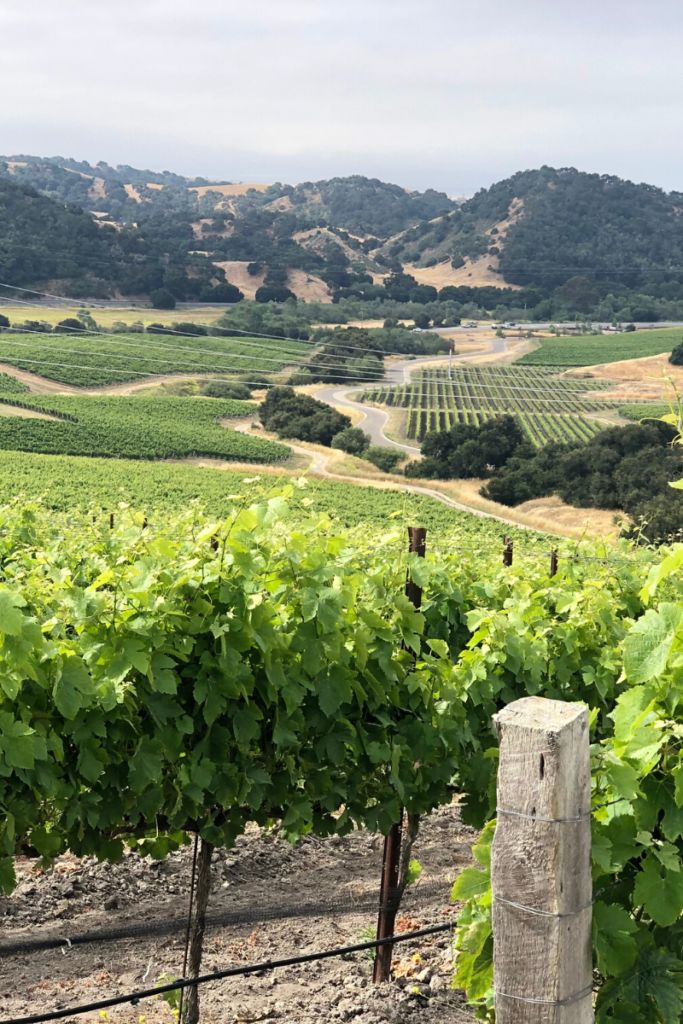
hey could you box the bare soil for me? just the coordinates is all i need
[0,804,477,1024]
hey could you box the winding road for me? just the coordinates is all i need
[312,336,511,454]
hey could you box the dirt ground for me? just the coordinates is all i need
[0,804,477,1024]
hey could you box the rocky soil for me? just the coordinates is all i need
[0,802,478,1024]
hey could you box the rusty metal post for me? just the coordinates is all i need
[550,549,559,577]
[373,526,427,983]
[503,537,513,567]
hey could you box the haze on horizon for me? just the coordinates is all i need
[2,0,682,196]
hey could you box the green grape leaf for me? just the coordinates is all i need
[129,739,164,790]
[633,854,683,926]
[0,589,25,636]
[54,656,93,719]
[0,856,16,894]
[452,866,490,902]
[233,707,260,746]
[592,901,638,976]
[623,604,683,683]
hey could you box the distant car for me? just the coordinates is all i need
[465,321,478,328]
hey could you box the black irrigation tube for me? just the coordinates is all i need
[0,881,447,958]
[0,922,454,1024]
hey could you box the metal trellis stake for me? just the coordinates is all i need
[373,526,426,984]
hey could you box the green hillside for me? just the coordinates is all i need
[386,166,683,309]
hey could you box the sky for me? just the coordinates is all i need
[1,0,682,196]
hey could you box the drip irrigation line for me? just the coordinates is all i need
[0,882,447,959]
[0,922,454,1024]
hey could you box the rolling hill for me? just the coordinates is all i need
[385,166,683,305]
[4,158,683,315]
[0,156,458,301]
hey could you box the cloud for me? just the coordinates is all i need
[1,0,682,193]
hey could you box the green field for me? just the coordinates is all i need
[0,448,543,543]
[518,328,681,366]
[0,372,28,393]
[0,394,287,462]
[361,366,620,446]
[0,331,310,387]
[619,402,671,421]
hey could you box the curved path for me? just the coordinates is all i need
[312,336,510,454]
[231,420,544,531]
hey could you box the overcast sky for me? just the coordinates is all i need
[1,0,682,196]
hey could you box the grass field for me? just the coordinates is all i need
[0,394,288,462]
[518,328,682,366]
[0,332,310,387]
[0,305,226,327]
[361,366,620,446]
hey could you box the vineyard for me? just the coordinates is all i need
[0,495,680,1023]
[0,331,311,387]
[0,394,288,462]
[0,447,545,540]
[361,366,625,445]
[518,326,681,366]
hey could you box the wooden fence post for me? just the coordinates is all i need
[491,696,592,1023]
[503,537,513,567]
[550,549,559,577]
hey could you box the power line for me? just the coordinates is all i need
[0,326,380,384]
[0,283,454,359]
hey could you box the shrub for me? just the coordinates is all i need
[150,288,176,310]
[365,446,403,472]
[331,428,370,456]
[259,386,351,446]
[201,380,251,400]
[670,341,683,365]
[55,317,86,333]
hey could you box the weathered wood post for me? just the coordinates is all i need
[491,697,592,1023]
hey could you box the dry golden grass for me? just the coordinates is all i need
[406,255,520,290]
[420,478,621,541]
[212,261,265,299]
[123,184,143,203]
[212,262,332,303]
[571,353,683,402]
[0,304,225,327]
[189,182,270,198]
[88,177,105,200]
[287,269,332,303]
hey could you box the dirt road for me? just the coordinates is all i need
[312,337,511,454]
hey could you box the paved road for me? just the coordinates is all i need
[312,336,510,454]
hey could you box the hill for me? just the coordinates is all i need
[385,166,683,308]
[7,158,683,317]
[0,157,458,302]
[0,175,241,301]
